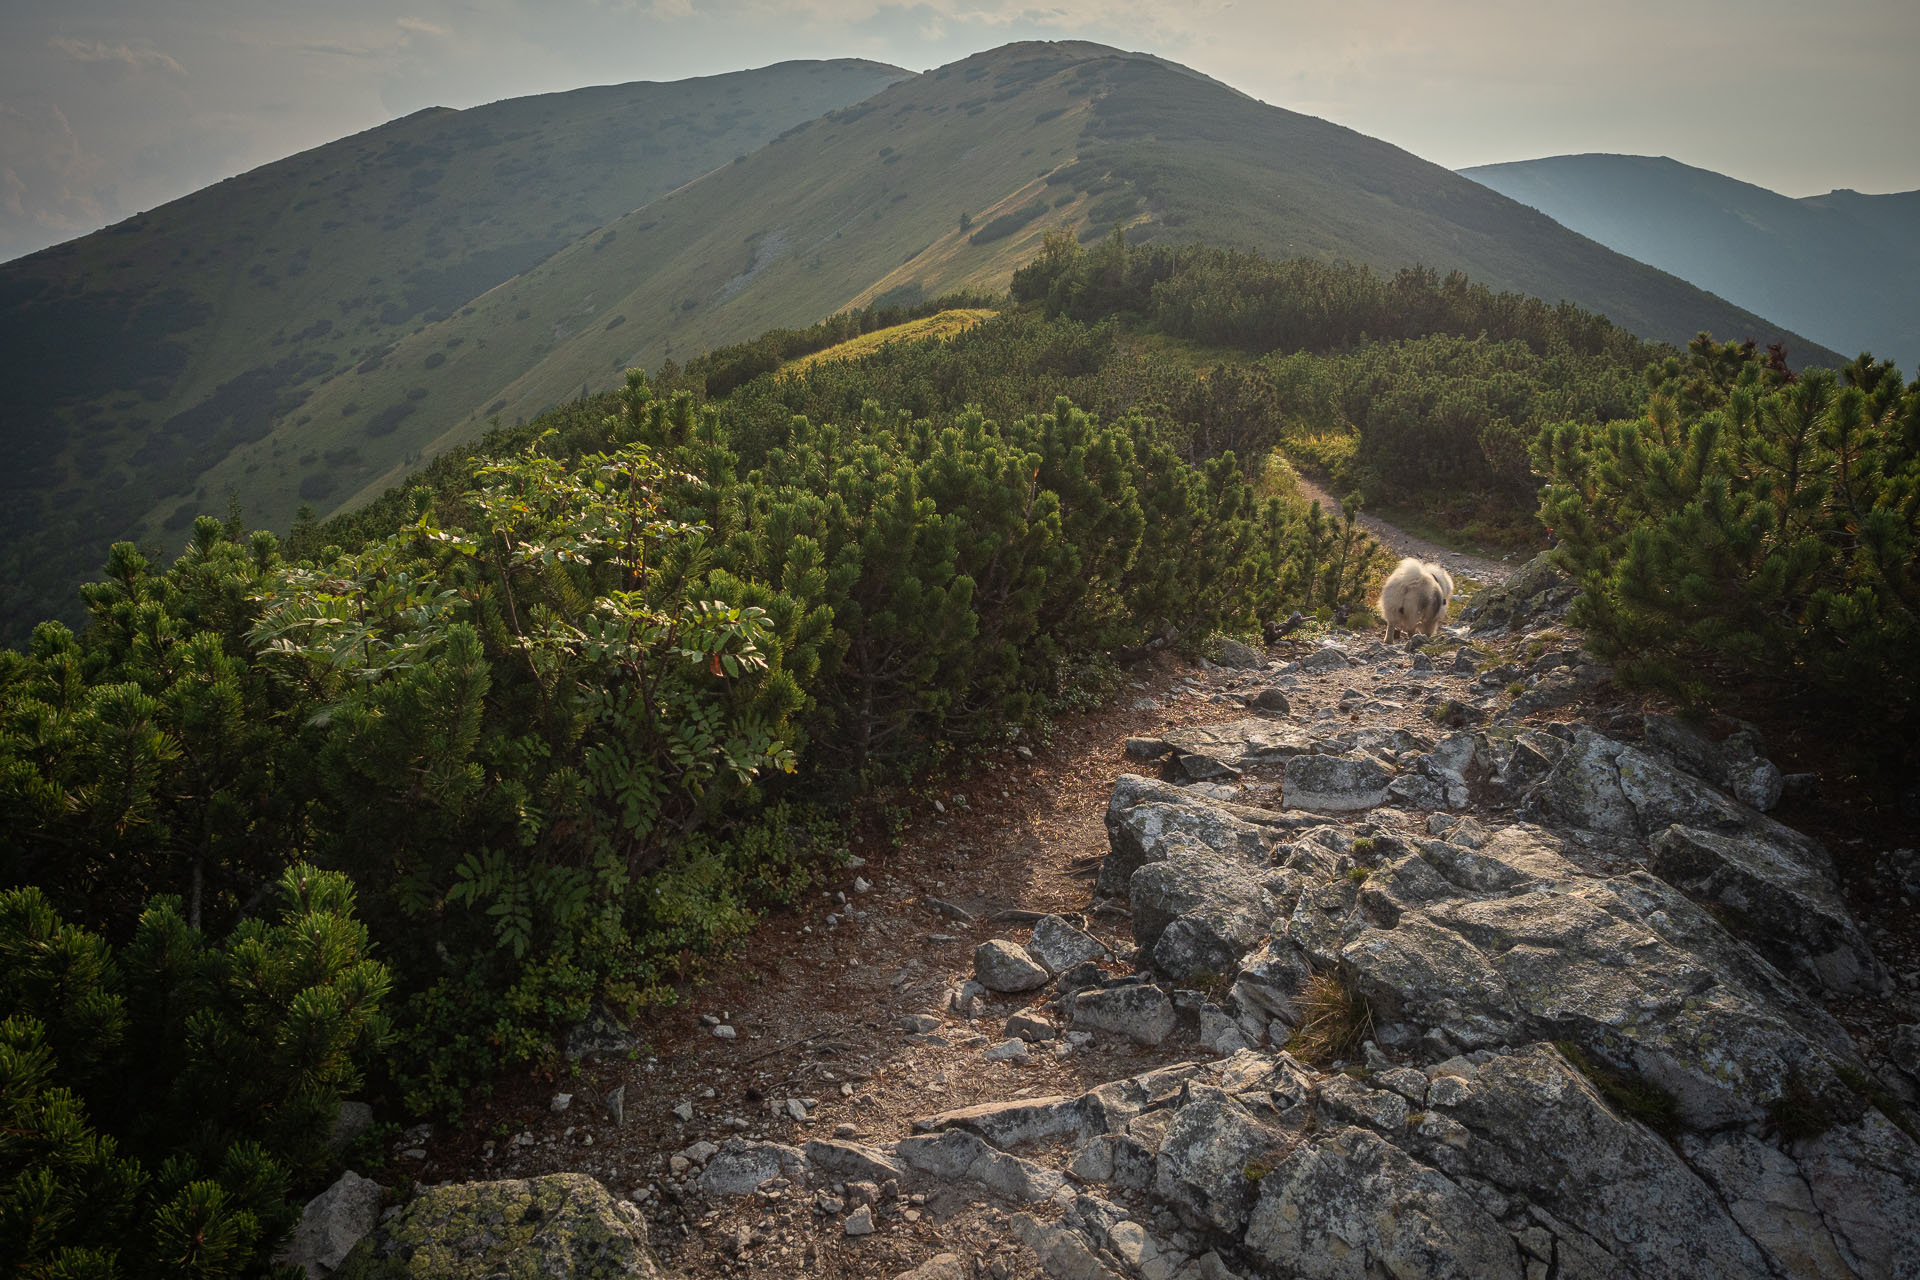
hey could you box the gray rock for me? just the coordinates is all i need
[1163,719,1317,768]
[1028,915,1109,974]
[1459,551,1575,632]
[696,1139,808,1196]
[1126,738,1173,761]
[279,1170,385,1279]
[1228,936,1312,1026]
[1300,647,1355,674]
[901,1013,942,1034]
[1129,833,1278,980]
[606,1084,625,1125]
[1069,984,1177,1045]
[1526,727,1751,838]
[1794,1109,1920,1280]
[920,1094,1087,1149]
[1643,714,1784,812]
[1433,1045,1775,1279]
[893,1255,970,1280]
[802,1139,905,1183]
[333,1173,670,1280]
[1011,1212,1127,1280]
[1008,1009,1058,1042]
[984,1038,1032,1062]
[1057,960,1106,994]
[1652,823,1883,995]
[1889,1024,1920,1088]
[1283,751,1394,812]
[1250,687,1291,714]
[895,1129,1066,1202]
[1679,1130,1857,1278]
[1153,1085,1280,1233]
[1244,1124,1521,1280]
[1216,639,1264,668]
[1100,773,1306,898]
[974,939,1051,993]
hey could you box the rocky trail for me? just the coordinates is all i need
[1289,474,1518,591]
[301,560,1920,1280]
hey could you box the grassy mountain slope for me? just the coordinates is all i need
[1461,154,1920,370]
[201,42,1839,546]
[0,59,909,643]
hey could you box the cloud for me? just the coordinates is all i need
[48,36,187,77]
[396,16,451,36]
[0,99,113,260]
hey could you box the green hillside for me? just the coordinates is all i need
[2,42,1846,645]
[0,59,910,644]
[1462,153,1920,372]
[189,42,1840,552]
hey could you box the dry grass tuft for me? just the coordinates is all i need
[1285,970,1373,1066]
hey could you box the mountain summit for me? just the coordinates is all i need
[0,42,1840,643]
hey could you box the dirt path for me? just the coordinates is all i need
[1291,474,1517,588]
[398,627,1568,1278]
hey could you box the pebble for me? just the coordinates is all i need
[844,1205,876,1236]
[550,1093,572,1113]
[713,1025,737,1039]
[673,1101,695,1122]
[854,876,873,893]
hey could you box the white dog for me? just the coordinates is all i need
[1379,558,1454,642]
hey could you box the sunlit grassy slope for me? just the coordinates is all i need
[782,309,998,377]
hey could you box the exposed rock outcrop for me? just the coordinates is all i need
[335,1173,675,1279]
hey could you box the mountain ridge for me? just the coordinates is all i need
[1461,152,1920,369]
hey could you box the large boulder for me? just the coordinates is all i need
[1526,728,1753,838]
[974,939,1051,993]
[1642,714,1784,813]
[1068,984,1177,1045]
[1282,752,1395,812]
[1128,833,1279,980]
[1100,774,1301,897]
[1651,823,1884,995]
[1243,1124,1521,1280]
[279,1171,385,1279]
[1152,1085,1281,1233]
[697,1139,808,1196]
[1027,915,1109,974]
[1458,551,1575,632]
[334,1173,674,1279]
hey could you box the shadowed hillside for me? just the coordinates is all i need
[0,59,911,643]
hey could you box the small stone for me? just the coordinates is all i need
[606,1085,625,1125]
[674,1101,695,1122]
[787,1098,810,1122]
[984,1038,1033,1062]
[834,1122,860,1138]
[713,1024,737,1039]
[974,940,1050,993]
[1007,1010,1057,1042]
[549,1093,572,1113]
[901,1013,942,1034]
[1251,687,1291,714]
[845,1204,876,1236]
[854,876,873,893]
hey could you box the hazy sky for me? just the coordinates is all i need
[4,0,1916,263]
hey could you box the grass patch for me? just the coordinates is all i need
[1556,1041,1682,1138]
[780,309,998,378]
[1285,970,1373,1066]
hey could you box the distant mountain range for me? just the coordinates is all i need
[0,42,1843,644]
[1461,154,1920,371]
